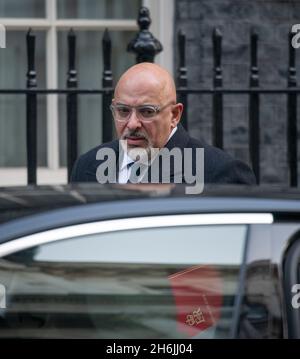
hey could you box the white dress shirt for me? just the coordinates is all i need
[118,126,178,183]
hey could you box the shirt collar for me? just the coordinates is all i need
[167,126,177,142]
[120,151,135,171]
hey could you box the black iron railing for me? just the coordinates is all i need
[176,27,298,187]
[0,6,299,187]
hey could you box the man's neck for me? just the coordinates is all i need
[166,126,178,144]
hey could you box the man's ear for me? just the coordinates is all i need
[171,103,184,127]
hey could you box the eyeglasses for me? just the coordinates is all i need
[110,102,175,122]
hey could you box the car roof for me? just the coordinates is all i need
[0,183,300,223]
[0,184,300,245]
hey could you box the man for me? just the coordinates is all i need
[71,62,256,186]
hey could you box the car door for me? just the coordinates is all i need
[0,211,271,339]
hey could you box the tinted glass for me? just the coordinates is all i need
[0,223,247,338]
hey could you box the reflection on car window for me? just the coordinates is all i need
[0,224,247,339]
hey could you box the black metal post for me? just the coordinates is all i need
[66,29,78,182]
[249,29,260,184]
[287,31,298,187]
[102,28,113,143]
[177,30,188,130]
[212,28,223,149]
[26,29,37,185]
[127,6,163,63]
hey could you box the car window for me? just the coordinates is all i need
[0,222,248,339]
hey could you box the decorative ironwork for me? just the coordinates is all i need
[249,29,260,183]
[102,28,113,143]
[177,30,188,130]
[212,28,223,149]
[287,31,298,187]
[26,29,37,185]
[127,6,163,63]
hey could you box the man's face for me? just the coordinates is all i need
[113,73,181,151]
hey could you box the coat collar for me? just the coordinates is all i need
[86,123,190,181]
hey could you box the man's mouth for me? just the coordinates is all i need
[125,136,147,146]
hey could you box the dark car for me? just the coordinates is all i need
[0,184,299,339]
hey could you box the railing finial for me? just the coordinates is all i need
[127,6,163,63]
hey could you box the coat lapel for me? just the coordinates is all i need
[85,139,120,183]
[142,124,190,183]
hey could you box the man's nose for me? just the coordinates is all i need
[126,109,142,129]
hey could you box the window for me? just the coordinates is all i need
[57,0,140,19]
[0,0,45,18]
[0,30,47,167]
[0,222,248,338]
[0,0,178,185]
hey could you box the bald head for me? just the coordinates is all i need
[114,63,177,104]
[112,62,183,150]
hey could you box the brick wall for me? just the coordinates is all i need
[175,0,300,184]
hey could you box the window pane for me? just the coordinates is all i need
[0,224,247,339]
[0,0,45,18]
[57,30,136,166]
[0,31,47,167]
[35,226,246,264]
[57,0,141,19]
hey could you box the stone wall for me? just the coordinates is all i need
[175,0,300,184]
